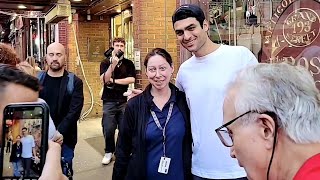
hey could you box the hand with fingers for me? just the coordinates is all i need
[39,141,68,180]
[124,89,143,101]
[52,131,63,145]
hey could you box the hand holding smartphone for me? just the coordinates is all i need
[0,102,49,179]
[116,50,124,59]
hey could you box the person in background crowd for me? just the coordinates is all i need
[113,48,192,180]
[17,56,37,76]
[39,42,84,180]
[34,60,42,72]
[0,43,20,65]
[100,37,136,165]
[217,63,320,179]
[10,135,23,177]
[17,56,42,76]
[6,130,13,153]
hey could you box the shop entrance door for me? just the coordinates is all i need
[111,10,134,60]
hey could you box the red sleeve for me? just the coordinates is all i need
[294,154,320,180]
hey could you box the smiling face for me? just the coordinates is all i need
[22,128,27,137]
[173,17,209,54]
[145,54,174,91]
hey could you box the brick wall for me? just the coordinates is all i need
[58,21,68,53]
[133,0,179,89]
[76,21,110,117]
[61,14,79,72]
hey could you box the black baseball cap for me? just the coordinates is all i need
[172,4,206,27]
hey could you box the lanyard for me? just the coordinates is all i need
[150,102,174,157]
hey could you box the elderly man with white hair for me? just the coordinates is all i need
[216,63,320,180]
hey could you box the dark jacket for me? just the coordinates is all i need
[39,70,84,149]
[112,83,192,180]
[10,142,22,162]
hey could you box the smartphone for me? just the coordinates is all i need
[116,50,124,58]
[0,102,49,180]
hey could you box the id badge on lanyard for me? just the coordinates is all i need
[150,102,174,174]
[158,156,171,174]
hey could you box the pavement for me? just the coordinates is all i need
[73,118,116,180]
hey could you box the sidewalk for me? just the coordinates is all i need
[73,118,116,180]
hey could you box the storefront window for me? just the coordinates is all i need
[208,0,320,88]
[208,0,264,58]
[111,9,134,88]
[111,9,134,60]
[209,0,235,45]
[27,18,46,63]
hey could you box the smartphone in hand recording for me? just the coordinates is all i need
[116,50,124,59]
[0,102,49,180]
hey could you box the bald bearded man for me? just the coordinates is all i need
[38,42,84,180]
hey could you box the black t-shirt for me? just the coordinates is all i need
[100,58,136,102]
[42,75,62,123]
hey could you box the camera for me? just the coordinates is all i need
[104,47,114,58]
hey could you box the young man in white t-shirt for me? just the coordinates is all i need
[21,127,37,177]
[172,4,258,180]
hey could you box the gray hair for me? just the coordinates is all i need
[231,63,320,143]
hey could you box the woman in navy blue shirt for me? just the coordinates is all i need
[10,135,23,177]
[113,48,192,180]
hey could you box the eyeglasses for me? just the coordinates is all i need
[215,111,253,147]
[215,111,278,147]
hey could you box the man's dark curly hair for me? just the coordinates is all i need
[0,64,40,95]
[0,43,20,65]
[172,4,206,28]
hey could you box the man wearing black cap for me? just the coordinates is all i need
[172,4,258,180]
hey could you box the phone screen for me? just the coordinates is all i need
[0,103,49,179]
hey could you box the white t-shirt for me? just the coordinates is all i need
[21,135,35,158]
[176,45,258,179]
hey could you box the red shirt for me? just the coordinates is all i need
[294,153,320,179]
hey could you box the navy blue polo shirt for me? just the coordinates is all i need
[146,90,185,180]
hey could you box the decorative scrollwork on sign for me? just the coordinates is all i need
[283,8,320,47]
